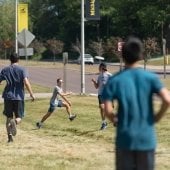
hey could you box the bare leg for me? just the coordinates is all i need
[6,118,12,135]
[40,111,53,123]
[15,117,22,124]
[62,101,71,116]
[99,104,105,121]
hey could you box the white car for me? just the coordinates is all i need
[77,54,94,65]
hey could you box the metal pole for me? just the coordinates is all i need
[81,0,85,94]
[15,0,18,54]
[163,38,166,79]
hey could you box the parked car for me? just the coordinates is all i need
[77,54,94,65]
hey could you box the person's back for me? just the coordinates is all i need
[0,53,34,143]
[109,67,162,150]
[2,64,26,100]
[102,37,170,170]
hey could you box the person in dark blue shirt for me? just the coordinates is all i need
[102,37,170,170]
[0,53,35,143]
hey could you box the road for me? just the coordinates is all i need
[0,62,170,95]
[27,66,98,94]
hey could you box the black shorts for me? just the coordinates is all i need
[98,95,104,105]
[3,100,25,118]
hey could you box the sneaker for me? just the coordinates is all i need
[69,114,77,121]
[8,134,13,143]
[36,122,42,129]
[100,122,107,130]
[10,119,17,136]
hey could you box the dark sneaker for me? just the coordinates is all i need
[69,114,77,121]
[100,122,107,130]
[36,122,42,129]
[8,134,13,143]
[10,119,17,136]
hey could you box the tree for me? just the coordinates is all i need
[30,39,46,60]
[88,39,104,57]
[45,38,64,64]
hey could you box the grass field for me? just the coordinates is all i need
[139,55,170,66]
[0,96,170,170]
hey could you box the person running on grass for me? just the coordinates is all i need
[0,53,35,143]
[36,78,76,128]
[102,37,170,170]
[92,63,112,130]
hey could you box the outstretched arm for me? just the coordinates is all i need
[154,88,170,123]
[92,78,99,89]
[24,78,35,101]
[59,92,71,106]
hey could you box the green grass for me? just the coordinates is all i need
[139,55,170,65]
[0,82,51,94]
[0,96,170,170]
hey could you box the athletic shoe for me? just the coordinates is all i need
[10,119,17,136]
[36,122,42,129]
[69,114,77,121]
[8,134,13,143]
[100,122,107,130]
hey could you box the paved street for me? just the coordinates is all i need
[0,62,170,95]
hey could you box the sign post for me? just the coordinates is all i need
[63,52,68,93]
[17,29,35,62]
[118,42,124,71]
[163,38,166,79]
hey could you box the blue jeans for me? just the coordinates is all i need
[116,149,155,170]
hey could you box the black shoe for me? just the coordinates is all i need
[69,115,77,121]
[8,134,13,143]
[36,122,42,129]
[100,122,107,130]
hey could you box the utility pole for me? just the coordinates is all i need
[81,0,85,94]
[15,0,18,54]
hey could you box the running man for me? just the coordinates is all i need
[36,78,76,128]
[102,37,170,170]
[0,53,35,143]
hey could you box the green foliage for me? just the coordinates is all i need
[0,0,170,60]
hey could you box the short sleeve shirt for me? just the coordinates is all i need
[102,68,163,150]
[0,64,28,100]
[50,86,63,104]
[97,71,112,95]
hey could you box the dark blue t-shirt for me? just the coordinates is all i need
[102,67,163,150]
[0,64,28,100]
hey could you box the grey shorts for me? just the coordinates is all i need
[3,100,25,118]
[48,100,63,113]
[116,149,155,170]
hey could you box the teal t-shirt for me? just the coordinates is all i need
[102,67,163,150]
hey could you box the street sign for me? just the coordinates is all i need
[19,48,33,56]
[17,29,35,47]
[63,52,68,65]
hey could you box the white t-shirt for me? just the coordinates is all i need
[50,86,63,105]
[97,71,112,95]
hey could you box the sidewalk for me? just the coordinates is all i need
[0,93,98,103]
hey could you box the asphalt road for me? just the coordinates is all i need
[25,66,98,94]
[0,62,170,95]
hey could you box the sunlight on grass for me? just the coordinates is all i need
[0,96,170,170]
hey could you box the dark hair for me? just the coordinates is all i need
[57,78,62,83]
[122,37,143,64]
[10,53,19,63]
[99,63,107,71]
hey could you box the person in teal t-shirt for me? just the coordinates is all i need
[102,37,170,170]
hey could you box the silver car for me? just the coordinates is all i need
[77,54,94,65]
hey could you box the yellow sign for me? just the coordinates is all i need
[18,4,28,32]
